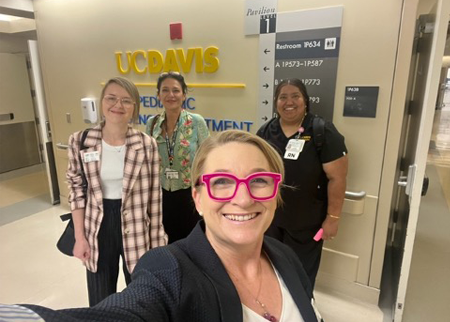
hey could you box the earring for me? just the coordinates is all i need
[198,211,203,216]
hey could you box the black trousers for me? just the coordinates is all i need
[162,188,201,244]
[86,199,132,307]
[266,225,323,289]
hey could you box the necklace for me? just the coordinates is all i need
[102,139,125,153]
[112,145,124,153]
[228,259,278,322]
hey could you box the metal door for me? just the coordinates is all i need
[382,1,450,321]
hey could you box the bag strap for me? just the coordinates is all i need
[149,114,160,136]
[78,129,90,195]
[257,117,277,138]
[61,129,90,222]
[312,116,325,154]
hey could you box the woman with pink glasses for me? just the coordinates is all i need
[19,130,322,322]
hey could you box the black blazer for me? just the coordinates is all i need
[25,221,320,322]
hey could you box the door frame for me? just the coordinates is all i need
[369,0,421,291]
[28,40,60,205]
[393,1,450,321]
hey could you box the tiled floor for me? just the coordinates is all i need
[0,165,49,208]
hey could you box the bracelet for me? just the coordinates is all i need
[327,213,340,219]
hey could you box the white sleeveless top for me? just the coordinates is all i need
[100,140,125,199]
[241,267,305,322]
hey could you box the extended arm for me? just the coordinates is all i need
[21,248,180,322]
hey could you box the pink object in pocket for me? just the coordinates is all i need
[313,228,323,241]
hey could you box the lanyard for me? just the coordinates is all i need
[294,112,307,139]
[164,118,179,167]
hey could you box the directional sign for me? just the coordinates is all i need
[258,7,343,124]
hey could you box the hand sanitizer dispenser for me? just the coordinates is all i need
[81,98,98,124]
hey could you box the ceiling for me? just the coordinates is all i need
[0,0,35,35]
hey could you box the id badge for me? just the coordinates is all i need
[165,168,179,180]
[83,151,100,163]
[284,139,305,160]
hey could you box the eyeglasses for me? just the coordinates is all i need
[103,96,135,108]
[199,172,282,202]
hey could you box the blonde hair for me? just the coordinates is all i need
[192,130,285,204]
[100,77,140,123]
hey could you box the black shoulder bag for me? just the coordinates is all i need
[56,129,89,256]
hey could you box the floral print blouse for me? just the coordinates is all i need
[146,110,210,191]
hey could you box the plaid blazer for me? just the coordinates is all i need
[67,125,167,273]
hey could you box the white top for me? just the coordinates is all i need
[242,267,305,322]
[100,140,125,199]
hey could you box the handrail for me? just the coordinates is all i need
[345,191,366,200]
[56,143,69,150]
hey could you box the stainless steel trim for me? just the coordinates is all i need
[345,191,366,200]
[56,143,69,150]
[398,176,408,187]
[0,121,40,173]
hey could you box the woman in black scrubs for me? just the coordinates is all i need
[257,78,348,288]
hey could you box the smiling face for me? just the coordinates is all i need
[276,84,307,125]
[157,77,186,113]
[192,142,277,250]
[101,83,135,125]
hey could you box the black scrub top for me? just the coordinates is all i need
[257,114,347,231]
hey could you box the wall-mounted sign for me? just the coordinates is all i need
[115,46,220,75]
[343,86,379,118]
[138,95,254,132]
[258,6,343,125]
[245,0,278,35]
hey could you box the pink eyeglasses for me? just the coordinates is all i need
[199,172,282,202]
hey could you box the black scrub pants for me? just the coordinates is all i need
[162,188,201,244]
[86,199,132,307]
[266,225,323,289]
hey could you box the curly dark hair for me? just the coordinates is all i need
[156,72,188,95]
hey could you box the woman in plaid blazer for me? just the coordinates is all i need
[67,77,167,306]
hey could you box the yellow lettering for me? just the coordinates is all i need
[115,51,132,74]
[147,50,164,73]
[131,50,147,74]
[163,49,180,72]
[203,46,219,73]
[195,48,203,73]
[116,46,220,75]
[176,48,194,73]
